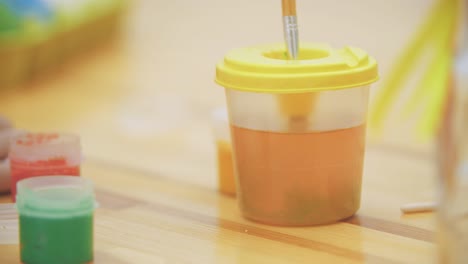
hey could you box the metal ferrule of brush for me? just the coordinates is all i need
[283,15,299,59]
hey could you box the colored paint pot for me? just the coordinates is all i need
[16,176,95,264]
[212,108,236,196]
[9,132,81,201]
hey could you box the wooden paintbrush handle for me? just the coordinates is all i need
[282,0,296,16]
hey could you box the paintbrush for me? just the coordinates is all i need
[282,0,299,59]
[280,0,317,132]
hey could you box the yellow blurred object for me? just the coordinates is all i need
[216,140,236,196]
[369,0,459,140]
[405,2,456,140]
[0,36,30,90]
[416,51,451,139]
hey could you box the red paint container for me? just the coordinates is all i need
[9,133,81,202]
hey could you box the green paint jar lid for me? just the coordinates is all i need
[16,176,95,217]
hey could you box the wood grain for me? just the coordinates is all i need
[346,215,433,243]
[0,156,436,263]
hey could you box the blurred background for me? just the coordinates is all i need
[2,1,468,261]
[0,0,459,188]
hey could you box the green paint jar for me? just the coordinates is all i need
[16,176,95,264]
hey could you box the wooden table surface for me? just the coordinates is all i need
[0,0,439,263]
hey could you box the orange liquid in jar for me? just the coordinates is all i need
[231,124,366,226]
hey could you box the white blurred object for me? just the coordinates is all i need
[401,201,436,214]
[211,107,230,142]
[0,203,18,245]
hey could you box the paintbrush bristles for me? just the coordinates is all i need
[282,0,296,16]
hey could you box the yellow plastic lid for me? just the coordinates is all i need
[215,43,378,94]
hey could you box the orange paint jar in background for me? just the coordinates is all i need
[212,108,236,196]
[216,140,236,196]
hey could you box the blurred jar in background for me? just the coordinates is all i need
[211,108,236,196]
[437,5,468,262]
